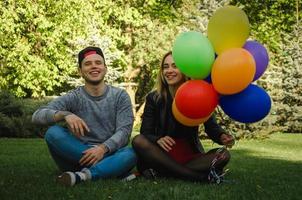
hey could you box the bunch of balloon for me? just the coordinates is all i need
[208,5,272,123]
[171,5,272,126]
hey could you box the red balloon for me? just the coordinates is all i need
[175,80,218,118]
[172,100,211,126]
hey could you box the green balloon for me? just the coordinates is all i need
[172,31,215,79]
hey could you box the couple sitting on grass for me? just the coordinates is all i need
[32,46,235,187]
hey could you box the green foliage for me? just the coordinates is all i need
[0,0,201,99]
[276,24,302,132]
[0,90,23,116]
[1,0,67,97]
[0,0,189,99]
[0,0,300,135]
[0,0,123,97]
[0,90,49,137]
[231,0,299,51]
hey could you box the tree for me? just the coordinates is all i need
[0,0,184,99]
[1,0,300,134]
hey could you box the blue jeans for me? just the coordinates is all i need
[45,125,137,181]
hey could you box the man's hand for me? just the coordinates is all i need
[220,133,235,148]
[64,114,90,137]
[79,144,108,166]
[157,136,176,152]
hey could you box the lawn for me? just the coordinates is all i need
[0,133,301,200]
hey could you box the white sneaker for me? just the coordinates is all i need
[122,173,137,182]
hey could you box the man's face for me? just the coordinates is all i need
[79,54,107,85]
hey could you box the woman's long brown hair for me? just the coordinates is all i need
[155,51,187,103]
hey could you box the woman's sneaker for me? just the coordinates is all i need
[208,168,222,184]
[207,147,228,184]
[141,168,158,180]
[208,167,230,184]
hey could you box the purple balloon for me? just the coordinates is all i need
[243,41,269,81]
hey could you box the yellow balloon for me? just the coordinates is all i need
[211,48,256,95]
[208,6,250,54]
[172,100,211,127]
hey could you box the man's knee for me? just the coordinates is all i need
[123,147,137,163]
[113,147,137,166]
[45,125,65,143]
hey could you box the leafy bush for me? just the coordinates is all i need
[0,90,50,137]
[0,90,23,117]
[274,24,302,133]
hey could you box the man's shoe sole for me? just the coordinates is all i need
[57,172,75,186]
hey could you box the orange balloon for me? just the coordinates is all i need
[211,48,256,95]
[172,100,211,127]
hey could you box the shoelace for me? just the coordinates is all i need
[208,168,222,184]
[208,147,228,184]
[142,168,158,179]
[210,147,227,168]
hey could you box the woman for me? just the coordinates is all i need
[132,51,235,184]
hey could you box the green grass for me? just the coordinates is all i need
[1,133,301,200]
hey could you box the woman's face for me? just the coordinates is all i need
[162,54,184,86]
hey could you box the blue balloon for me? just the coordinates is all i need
[203,74,212,83]
[219,84,271,123]
[203,54,217,83]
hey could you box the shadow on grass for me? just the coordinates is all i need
[0,138,301,200]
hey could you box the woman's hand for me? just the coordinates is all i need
[157,136,176,152]
[79,144,108,166]
[64,114,90,137]
[220,133,235,148]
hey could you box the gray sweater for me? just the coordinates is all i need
[32,85,134,153]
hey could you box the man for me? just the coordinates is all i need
[32,46,136,186]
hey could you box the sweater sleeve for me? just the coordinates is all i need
[31,92,76,125]
[103,90,134,153]
[203,113,226,145]
[140,93,161,143]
